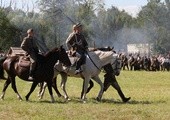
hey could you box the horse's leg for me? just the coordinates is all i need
[91,76,104,101]
[86,79,94,93]
[38,82,44,97]
[81,76,91,103]
[0,66,7,80]
[52,77,63,98]
[81,79,85,99]
[60,73,70,100]
[38,82,47,100]
[81,79,94,99]
[111,75,131,103]
[25,81,38,101]
[10,76,22,100]
[46,81,55,103]
[0,76,11,100]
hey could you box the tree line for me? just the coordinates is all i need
[0,0,170,55]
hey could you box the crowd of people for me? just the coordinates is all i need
[120,53,170,71]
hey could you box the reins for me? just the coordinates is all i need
[86,51,101,72]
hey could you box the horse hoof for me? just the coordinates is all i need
[123,97,131,103]
[64,97,71,101]
[80,98,87,103]
[0,96,4,100]
[17,96,23,101]
[18,97,23,101]
[96,97,101,102]
[25,96,29,101]
[59,95,65,99]
[39,97,42,100]
[67,98,71,101]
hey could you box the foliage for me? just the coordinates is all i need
[137,0,170,54]
[0,0,170,54]
[0,8,19,50]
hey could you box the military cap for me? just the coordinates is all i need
[27,28,33,34]
[72,24,77,29]
[75,23,82,28]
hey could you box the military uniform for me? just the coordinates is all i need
[21,30,39,80]
[66,25,88,74]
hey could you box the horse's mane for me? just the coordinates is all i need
[94,50,114,60]
[44,47,59,57]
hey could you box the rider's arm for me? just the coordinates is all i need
[21,37,31,53]
[66,33,76,50]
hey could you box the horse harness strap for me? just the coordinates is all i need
[86,52,101,72]
[111,58,121,70]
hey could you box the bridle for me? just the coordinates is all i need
[111,57,122,71]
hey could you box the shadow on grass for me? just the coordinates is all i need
[22,97,167,105]
[100,98,166,104]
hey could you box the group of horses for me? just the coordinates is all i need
[120,54,170,72]
[0,46,130,103]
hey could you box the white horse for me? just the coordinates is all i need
[39,50,121,102]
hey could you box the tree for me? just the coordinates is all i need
[137,0,170,54]
[0,8,19,50]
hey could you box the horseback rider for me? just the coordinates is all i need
[66,23,88,74]
[21,28,39,80]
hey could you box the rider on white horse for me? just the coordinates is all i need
[66,23,88,74]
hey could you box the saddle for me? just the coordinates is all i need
[67,50,79,66]
[69,56,79,67]
[18,56,31,68]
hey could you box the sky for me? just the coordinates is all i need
[1,0,149,17]
[104,0,148,17]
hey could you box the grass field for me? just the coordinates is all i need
[0,71,170,120]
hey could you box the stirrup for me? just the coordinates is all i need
[74,69,83,75]
[28,76,34,81]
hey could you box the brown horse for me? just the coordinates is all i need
[0,46,71,102]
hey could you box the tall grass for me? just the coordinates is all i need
[0,71,170,120]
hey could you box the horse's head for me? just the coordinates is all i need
[44,46,71,67]
[58,46,71,67]
[111,54,122,76]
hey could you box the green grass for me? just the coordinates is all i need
[0,71,170,120]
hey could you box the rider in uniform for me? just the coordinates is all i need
[66,23,88,74]
[21,28,39,80]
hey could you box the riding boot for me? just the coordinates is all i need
[28,62,36,81]
[118,90,131,103]
[75,58,83,74]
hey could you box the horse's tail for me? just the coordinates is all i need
[0,56,7,80]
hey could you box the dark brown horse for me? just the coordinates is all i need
[0,46,71,102]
